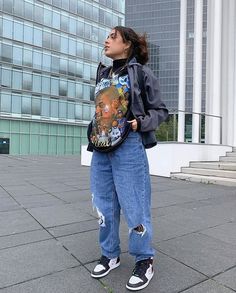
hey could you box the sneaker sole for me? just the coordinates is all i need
[91,262,120,279]
[126,271,154,291]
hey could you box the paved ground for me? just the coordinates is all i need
[0,155,236,293]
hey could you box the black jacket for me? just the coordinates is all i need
[87,57,169,151]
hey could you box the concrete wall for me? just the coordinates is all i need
[81,143,232,177]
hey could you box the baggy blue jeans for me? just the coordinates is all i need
[90,131,155,262]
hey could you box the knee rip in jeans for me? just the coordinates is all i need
[129,224,146,237]
[95,207,106,227]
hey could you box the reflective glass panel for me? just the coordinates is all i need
[32,97,41,115]
[13,22,23,42]
[51,99,59,118]
[12,70,22,90]
[22,96,31,114]
[13,46,23,65]
[41,98,50,117]
[1,68,11,88]
[1,93,11,112]
[12,94,21,114]
[23,73,32,90]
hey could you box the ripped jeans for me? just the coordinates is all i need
[90,131,155,262]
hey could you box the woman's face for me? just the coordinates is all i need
[104,29,130,60]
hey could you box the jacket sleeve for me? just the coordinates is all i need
[137,66,169,132]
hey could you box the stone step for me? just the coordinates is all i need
[226,152,236,157]
[220,156,236,162]
[181,167,236,179]
[233,147,236,152]
[171,173,236,187]
[189,162,236,171]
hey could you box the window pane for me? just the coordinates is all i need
[2,44,13,62]
[83,64,90,80]
[32,74,41,92]
[69,39,76,56]
[3,18,13,38]
[44,9,52,27]
[77,1,84,16]
[42,98,50,117]
[43,31,51,49]
[12,70,22,90]
[76,41,83,57]
[51,33,60,51]
[22,96,31,114]
[3,0,13,13]
[76,21,84,37]
[83,84,90,100]
[91,26,98,42]
[60,58,67,74]
[68,80,75,97]
[69,0,77,13]
[84,43,91,60]
[42,76,50,94]
[68,102,75,119]
[59,101,67,119]
[14,0,24,17]
[23,49,32,67]
[13,22,23,42]
[76,83,83,99]
[33,51,42,70]
[25,2,33,20]
[51,77,59,96]
[61,36,68,54]
[61,15,68,32]
[1,68,11,88]
[52,11,60,29]
[51,99,58,118]
[32,98,41,115]
[42,54,51,71]
[23,73,32,90]
[75,104,82,119]
[12,94,21,114]
[34,28,43,47]
[34,5,43,23]
[84,23,91,39]
[69,17,76,35]
[51,55,59,73]
[0,93,11,112]
[24,25,33,44]
[59,80,67,96]
[68,60,75,76]
[82,104,90,119]
[76,62,83,78]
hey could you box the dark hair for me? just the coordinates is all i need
[113,26,149,65]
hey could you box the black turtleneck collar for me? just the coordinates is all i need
[112,58,128,72]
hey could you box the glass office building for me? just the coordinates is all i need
[0,0,125,154]
[125,0,207,112]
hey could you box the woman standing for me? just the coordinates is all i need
[87,26,168,291]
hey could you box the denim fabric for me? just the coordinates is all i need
[90,131,155,262]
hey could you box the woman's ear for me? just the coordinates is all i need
[124,40,132,51]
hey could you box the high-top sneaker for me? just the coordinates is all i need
[91,255,120,278]
[126,258,154,291]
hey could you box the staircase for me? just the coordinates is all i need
[171,147,236,187]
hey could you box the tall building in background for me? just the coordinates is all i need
[125,0,207,113]
[0,0,125,155]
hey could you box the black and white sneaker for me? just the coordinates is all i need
[91,255,120,278]
[126,258,154,291]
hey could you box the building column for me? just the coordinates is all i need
[178,0,187,142]
[205,0,222,144]
[192,0,203,143]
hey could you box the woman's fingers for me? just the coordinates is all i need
[127,119,137,131]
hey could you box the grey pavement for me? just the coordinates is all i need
[0,155,236,293]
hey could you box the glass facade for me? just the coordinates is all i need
[0,0,125,154]
[125,0,207,113]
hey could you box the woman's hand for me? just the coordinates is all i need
[128,119,138,132]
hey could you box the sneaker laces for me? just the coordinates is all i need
[133,259,151,277]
